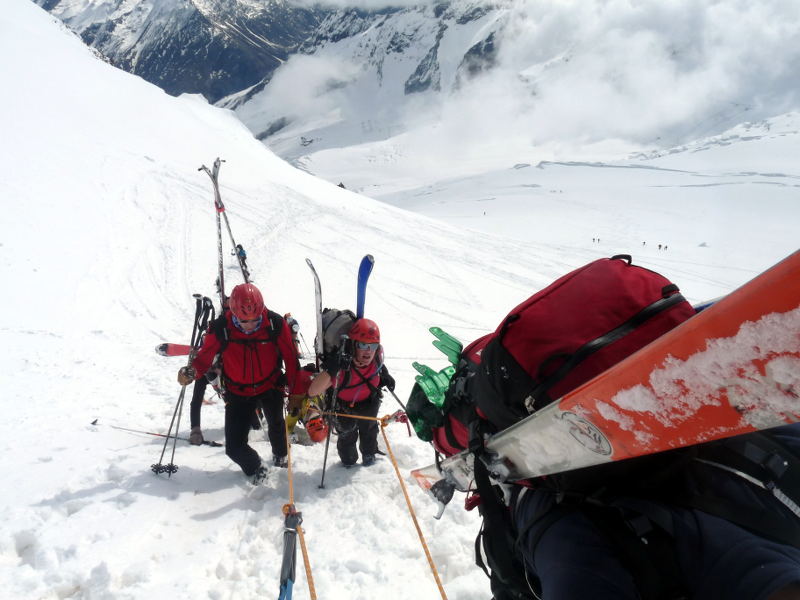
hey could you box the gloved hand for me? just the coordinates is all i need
[287,393,306,417]
[380,370,396,392]
[188,426,204,445]
[322,351,343,377]
[177,366,196,386]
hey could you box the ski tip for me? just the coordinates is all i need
[91,418,98,426]
[155,343,168,356]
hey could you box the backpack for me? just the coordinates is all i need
[409,255,800,600]
[428,254,695,457]
[410,255,695,599]
[210,310,286,390]
[320,308,356,358]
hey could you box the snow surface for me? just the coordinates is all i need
[1,1,798,599]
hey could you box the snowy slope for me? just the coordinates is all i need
[1,2,798,600]
[0,3,552,599]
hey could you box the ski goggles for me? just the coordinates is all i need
[232,315,263,333]
[354,341,379,351]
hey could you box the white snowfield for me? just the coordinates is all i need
[1,1,798,599]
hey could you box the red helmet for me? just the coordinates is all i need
[349,318,380,344]
[305,416,328,443]
[229,283,264,320]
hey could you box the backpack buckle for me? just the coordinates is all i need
[480,450,512,484]
[523,394,536,413]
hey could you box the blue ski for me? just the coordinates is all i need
[277,509,302,600]
[356,254,375,319]
[693,295,724,313]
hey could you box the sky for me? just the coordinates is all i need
[0,1,798,599]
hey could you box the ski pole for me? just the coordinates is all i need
[152,295,213,476]
[298,332,313,360]
[102,422,223,447]
[386,387,407,411]
[319,336,350,489]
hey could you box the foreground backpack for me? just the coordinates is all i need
[412,254,695,456]
[409,255,800,600]
[408,256,696,599]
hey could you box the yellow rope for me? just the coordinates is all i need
[286,417,295,505]
[303,410,449,598]
[379,416,449,600]
[296,523,317,599]
[283,413,318,599]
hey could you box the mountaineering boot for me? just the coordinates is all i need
[188,426,204,446]
[252,465,269,485]
[273,455,288,468]
[362,454,376,467]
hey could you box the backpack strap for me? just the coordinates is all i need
[581,501,687,600]
[512,491,687,600]
[338,360,384,400]
[684,431,800,548]
[210,315,230,352]
[472,456,539,600]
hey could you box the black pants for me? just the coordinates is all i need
[190,377,207,428]
[336,396,381,466]
[224,389,286,476]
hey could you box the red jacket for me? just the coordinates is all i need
[192,310,299,397]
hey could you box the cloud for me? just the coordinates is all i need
[250,0,800,160]
[237,53,363,127]
[431,0,800,149]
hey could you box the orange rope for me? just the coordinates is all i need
[314,410,448,598]
[285,418,295,505]
[283,414,317,599]
[296,523,316,599]
[379,415,449,600]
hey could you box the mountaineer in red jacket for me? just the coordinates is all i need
[178,283,299,484]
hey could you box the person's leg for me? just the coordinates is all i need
[189,377,208,428]
[767,584,800,600]
[260,389,287,459]
[673,508,800,600]
[224,395,261,476]
[355,398,381,460]
[515,492,641,600]
[336,411,359,466]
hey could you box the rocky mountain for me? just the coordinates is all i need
[35,0,328,102]
[224,1,510,159]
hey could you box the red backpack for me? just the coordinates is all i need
[431,255,696,456]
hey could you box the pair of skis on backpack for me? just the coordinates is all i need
[411,251,800,517]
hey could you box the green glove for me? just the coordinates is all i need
[406,327,463,441]
[412,362,455,409]
[429,327,463,366]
